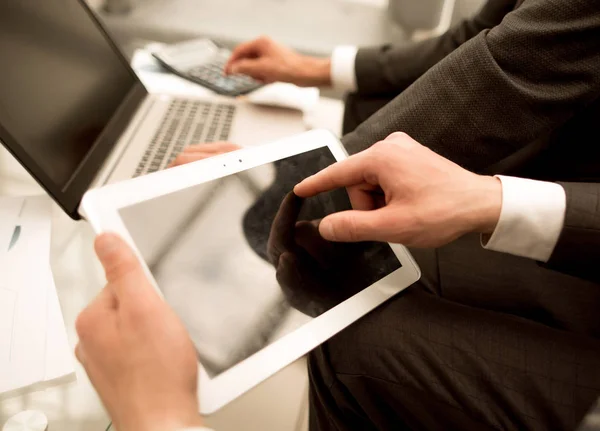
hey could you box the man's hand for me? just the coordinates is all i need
[224,36,332,87]
[169,142,241,167]
[75,233,203,431]
[294,132,502,248]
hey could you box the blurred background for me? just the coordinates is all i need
[89,0,486,98]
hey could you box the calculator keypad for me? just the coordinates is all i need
[186,55,262,95]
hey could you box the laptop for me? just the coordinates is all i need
[0,0,304,219]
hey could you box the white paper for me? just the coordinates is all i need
[43,265,75,383]
[0,287,17,364]
[132,47,214,98]
[245,83,319,113]
[0,196,51,394]
[0,196,75,396]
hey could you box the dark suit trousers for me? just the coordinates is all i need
[308,235,600,431]
[307,98,600,431]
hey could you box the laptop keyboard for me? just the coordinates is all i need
[134,99,236,177]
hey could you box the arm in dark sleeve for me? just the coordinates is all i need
[542,182,600,284]
[354,0,517,95]
[342,0,600,172]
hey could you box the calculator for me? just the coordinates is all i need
[151,38,264,97]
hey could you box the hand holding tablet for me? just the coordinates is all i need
[75,233,205,431]
[81,130,420,413]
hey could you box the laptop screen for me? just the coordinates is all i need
[0,0,138,191]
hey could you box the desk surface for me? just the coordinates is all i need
[0,170,112,430]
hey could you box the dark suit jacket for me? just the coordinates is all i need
[340,0,600,284]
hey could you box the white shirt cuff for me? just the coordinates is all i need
[330,46,358,92]
[482,175,566,262]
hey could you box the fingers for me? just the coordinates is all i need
[74,343,86,365]
[346,184,383,211]
[94,233,150,300]
[295,135,420,199]
[169,143,241,168]
[225,38,266,74]
[184,142,240,153]
[294,151,375,198]
[169,153,211,168]
[294,220,333,264]
[228,58,270,81]
[275,252,324,318]
[75,286,118,368]
[267,192,304,265]
[75,287,116,342]
[318,208,396,243]
[383,131,421,149]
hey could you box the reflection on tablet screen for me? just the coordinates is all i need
[119,147,401,377]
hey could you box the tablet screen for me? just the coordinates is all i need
[119,146,401,377]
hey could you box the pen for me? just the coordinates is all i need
[7,200,25,252]
[8,225,20,251]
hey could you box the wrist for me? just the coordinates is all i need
[469,175,502,234]
[122,416,204,431]
[299,56,332,87]
[117,404,204,431]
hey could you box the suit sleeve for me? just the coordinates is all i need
[341,0,600,171]
[542,182,600,284]
[354,0,516,96]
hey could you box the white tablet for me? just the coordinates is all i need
[80,129,421,414]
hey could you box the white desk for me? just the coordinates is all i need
[0,87,343,430]
[0,159,112,430]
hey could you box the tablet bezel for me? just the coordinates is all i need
[80,129,421,414]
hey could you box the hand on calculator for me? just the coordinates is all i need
[225,36,332,87]
[152,38,265,96]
